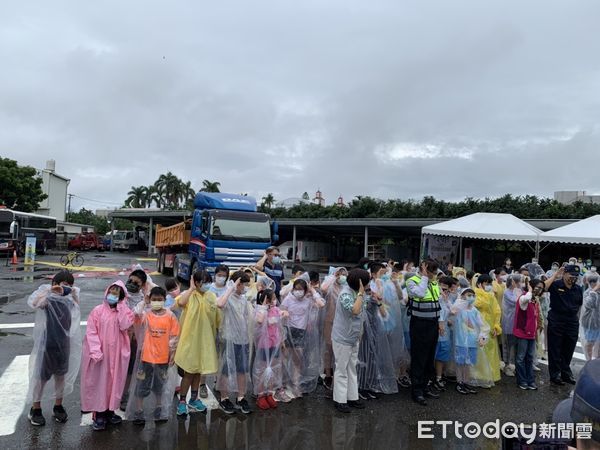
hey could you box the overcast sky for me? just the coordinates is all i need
[2,1,600,212]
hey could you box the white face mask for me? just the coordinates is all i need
[292,290,304,299]
[151,300,165,311]
[215,276,227,286]
[484,285,493,293]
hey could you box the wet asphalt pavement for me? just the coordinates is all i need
[0,252,586,449]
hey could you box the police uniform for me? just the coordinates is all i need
[407,274,441,402]
[547,265,583,383]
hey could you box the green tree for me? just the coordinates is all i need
[0,158,47,212]
[154,172,184,209]
[200,180,221,193]
[66,208,133,235]
[261,193,275,210]
[301,192,310,201]
[125,185,148,208]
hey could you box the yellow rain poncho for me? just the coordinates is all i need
[174,290,222,374]
[471,287,502,386]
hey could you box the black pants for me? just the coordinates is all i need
[547,318,579,380]
[410,316,439,398]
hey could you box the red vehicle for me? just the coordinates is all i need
[68,233,105,251]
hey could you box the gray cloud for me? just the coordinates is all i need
[1,0,600,211]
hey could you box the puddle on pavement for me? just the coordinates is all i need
[13,266,60,272]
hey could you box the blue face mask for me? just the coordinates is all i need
[381,274,391,282]
[106,294,119,305]
[363,264,369,270]
[199,285,210,293]
[272,256,281,265]
[62,286,72,296]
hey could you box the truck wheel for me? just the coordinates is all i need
[157,253,164,273]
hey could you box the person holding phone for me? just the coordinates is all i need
[514,279,543,390]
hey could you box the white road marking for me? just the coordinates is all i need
[0,321,87,330]
[0,355,30,436]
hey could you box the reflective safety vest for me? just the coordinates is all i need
[407,274,441,320]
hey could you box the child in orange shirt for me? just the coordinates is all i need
[126,287,180,425]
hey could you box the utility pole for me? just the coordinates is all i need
[67,194,73,218]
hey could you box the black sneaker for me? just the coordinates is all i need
[235,398,252,414]
[456,383,470,395]
[108,412,123,425]
[366,391,379,400]
[334,402,350,413]
[348,400,365,409]
[132,410,145,426]
[433,379,446,392]
[397,376,411,389]
[358,390,368,400]
[199,384,209,399]
[52,405,68,423]
[219,399,235,415]
[92,417,106,431]
[119,393,129,412]
[29,408,46,426]
[323,376,333,390]
[464,385,477,394]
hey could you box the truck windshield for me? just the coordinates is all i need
[210,217,270,242]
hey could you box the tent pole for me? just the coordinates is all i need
[535,239,540,260]
[459,237,463,266]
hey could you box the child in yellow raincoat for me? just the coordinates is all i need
[471,274,502,387]
[173,270,221,416]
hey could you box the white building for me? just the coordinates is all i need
[36,160,69,221]
[554,191,600,205]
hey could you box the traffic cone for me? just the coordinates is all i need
[11,249,18,265]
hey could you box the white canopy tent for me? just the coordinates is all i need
[421,212,543,265]
[540,215,600,245]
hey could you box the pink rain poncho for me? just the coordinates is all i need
[252,304,285,396]
[80,280,135,412]
[27,284,82,403]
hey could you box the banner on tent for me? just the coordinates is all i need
[422,235,459,265]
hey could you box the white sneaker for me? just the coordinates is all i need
[504,365,515,377]
[499,361,506,371]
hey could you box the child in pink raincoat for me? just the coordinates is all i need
[80,280,134,431]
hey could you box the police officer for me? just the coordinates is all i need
[406,259,444,405]
[544,265,583,385]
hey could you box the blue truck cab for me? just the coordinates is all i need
[170,193,277,280]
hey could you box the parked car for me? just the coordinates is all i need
[68,233,105,251]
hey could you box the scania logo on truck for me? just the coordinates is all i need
[222,198,251,204]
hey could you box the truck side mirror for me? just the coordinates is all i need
[10,220,17,237]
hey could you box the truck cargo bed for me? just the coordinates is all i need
[155,221,191,248]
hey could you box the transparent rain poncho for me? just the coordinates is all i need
[357,294,398,394]
[126,306,180,423]
[523,263,545,280]
[280,274,325,396]
[580,283,600,360]
[216,283,255,395]
[381,278,407,375]
[321,267,348,374]
[252,304,285,396]
[451,296,490,385]
[27,285,82,403]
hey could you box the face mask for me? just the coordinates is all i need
[126,281,140,293]
[381,274,391,282]
[466,295,476,304]
[292,290,304,299]
[337,275,347,285]
[272,256,281,265]
[151,300,164,311]
[506,262,512,267]
[242,286,249,294]
[484,285,493,293]
[532,260,538,265]
[448,292,458,302]
[551,266,559,271]
[61,286,72,296]
[106,294,119,305]
[363,264,369,270]
[215,276,226,286]
[500,275,508,282]
[199,285,209,293]
[169,288,181,297]
[569,259,577,265]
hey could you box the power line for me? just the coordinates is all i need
[71,194,123,206]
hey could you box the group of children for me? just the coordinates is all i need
[25,255,600,426]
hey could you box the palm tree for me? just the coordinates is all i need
[262,193,275,209]
[125,186,147,208]
[182,181,196,209]
[200,180,221,193]
[154,172,183,209]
